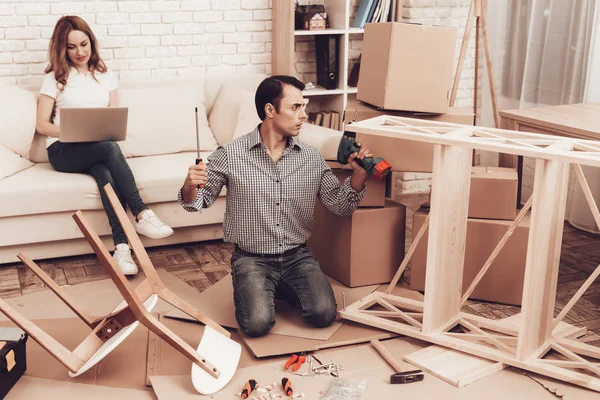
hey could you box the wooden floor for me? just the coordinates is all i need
[2,194,600,346]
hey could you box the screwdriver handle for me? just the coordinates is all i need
[196,158,204,189]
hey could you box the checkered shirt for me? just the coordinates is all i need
[178,126,366,254]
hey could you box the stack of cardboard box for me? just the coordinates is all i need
[410,167,530,306]
[308,162,406,288]
[352,22,473,125]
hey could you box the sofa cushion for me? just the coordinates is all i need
[208,76,266,145]
[0,145,34,180]
[0,151,217,218]
[298,123,342,161]
[118,83,218,157]
[233,90,261,139]
[0,84,37,158]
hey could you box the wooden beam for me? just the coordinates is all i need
[450,0,475,107]
[377,298,422,328]
[103,184,230,338]
[517,143,572,361]
[17,253,96,329]
[385,214,430,294]
[271,1,294,75]
[574,165,600,230]
[0,298,84,373]
[423,137,473,333]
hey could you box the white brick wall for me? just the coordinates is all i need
[1,0,481,197]
[0,0,273,86]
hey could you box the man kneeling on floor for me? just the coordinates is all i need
[178,75,371,337]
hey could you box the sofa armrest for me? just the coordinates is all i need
[298,123,342,161]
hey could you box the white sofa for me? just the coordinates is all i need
[0,74,342,264]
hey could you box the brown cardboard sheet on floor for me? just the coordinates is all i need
[7,376,155,400]
[164,273,379,341]
[240,283,423,358]
[150,337,588,400]
[0,317,150,390]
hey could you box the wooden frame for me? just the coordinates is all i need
[0,185,239,389]
[450,0,500,127]
[339,115,600,392]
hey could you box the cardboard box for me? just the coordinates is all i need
[328,161,386,207]
[345,100,474,126]
[308,199,406,287]
[423,167,518,220]
[357,22,458,114]
[410,208,530,305]
[469,167,518,220]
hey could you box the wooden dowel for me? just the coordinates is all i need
[386,214,430,294]
[371,339,403,373]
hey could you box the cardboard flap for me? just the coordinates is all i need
[7,376,155,400]
[164,272,379,341]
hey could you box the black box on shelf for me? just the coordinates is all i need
[0,328,28,399]
[315,35,339,90]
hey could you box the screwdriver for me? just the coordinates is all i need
[194,106,204,189]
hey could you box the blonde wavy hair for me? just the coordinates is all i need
[45,15,106,88]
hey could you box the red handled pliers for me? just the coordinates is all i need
[284,353,307,372]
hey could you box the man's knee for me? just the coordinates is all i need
[237,308,274,338]
[305,299,337,328]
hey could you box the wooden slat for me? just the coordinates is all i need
[423,140,473,333]
[517,143,572,361]
[103,184,230,338]
[72,210,221,379]
[449,0,475,107]
[0,298,84,373]
[385,214,430,294]
[17,253,97,328]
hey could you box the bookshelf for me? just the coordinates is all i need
[272,0,363,130]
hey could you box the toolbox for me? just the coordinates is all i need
[0,328,28,399]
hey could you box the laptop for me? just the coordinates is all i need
[59,107,128,143]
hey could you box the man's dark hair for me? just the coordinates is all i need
[255,75,305,121]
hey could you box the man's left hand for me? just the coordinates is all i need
[348,142,372,191]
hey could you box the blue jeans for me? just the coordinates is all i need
[231,244,337,337]
[47,141,147,245]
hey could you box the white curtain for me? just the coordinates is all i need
[481,0,597,230]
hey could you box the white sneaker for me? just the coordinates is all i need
[113,244,138,275]
[135,210,174,239]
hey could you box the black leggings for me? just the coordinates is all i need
[47,141,147,245]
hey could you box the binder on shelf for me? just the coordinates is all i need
[353,0,376,28]
[315,35,339,90]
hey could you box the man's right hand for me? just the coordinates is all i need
[182,163,208,202]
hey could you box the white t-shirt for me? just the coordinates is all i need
[39,67,118,148]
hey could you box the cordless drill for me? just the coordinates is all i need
[337,132,391,181]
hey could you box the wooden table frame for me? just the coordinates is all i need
[340,115,600,392]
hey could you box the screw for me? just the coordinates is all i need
[342,292,346,311]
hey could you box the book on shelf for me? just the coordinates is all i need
[355,0,397,26]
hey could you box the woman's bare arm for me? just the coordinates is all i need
[36,94,60,137]
[109,89,118,107]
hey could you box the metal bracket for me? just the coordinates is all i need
[96,318,123,342]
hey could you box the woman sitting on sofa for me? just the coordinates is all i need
[36,15,173,275]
